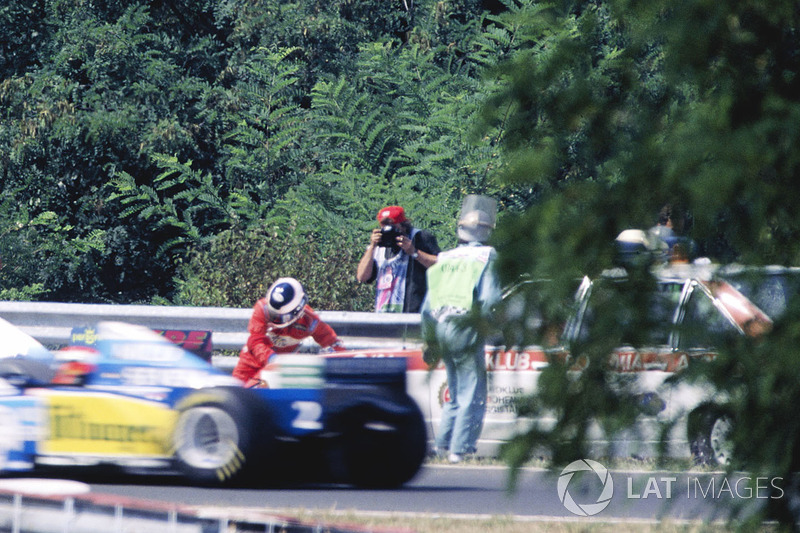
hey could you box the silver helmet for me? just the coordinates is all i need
[457,194,497,243]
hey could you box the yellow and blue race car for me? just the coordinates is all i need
[0,319,426,488]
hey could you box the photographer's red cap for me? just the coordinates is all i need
[377,205,406,224]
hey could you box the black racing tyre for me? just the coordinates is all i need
[689,407,733,466]
[172,387,276,486]
[339,400,427,488]
[0,358,55,387]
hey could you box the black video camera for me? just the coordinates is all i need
[378,225,400,249]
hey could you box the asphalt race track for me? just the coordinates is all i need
[71,464,777,524]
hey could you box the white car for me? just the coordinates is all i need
[306,264,799,463]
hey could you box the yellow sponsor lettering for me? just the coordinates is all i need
[71,328,98,345]
[43,394,176,456]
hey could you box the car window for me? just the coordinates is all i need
[678,284,739,349]
[652,281,684,332]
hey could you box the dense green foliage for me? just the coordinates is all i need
[0,0,513,307]
[484,0,800,526]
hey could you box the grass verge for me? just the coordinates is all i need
[259,508,750,533]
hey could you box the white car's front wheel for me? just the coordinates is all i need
[690,408,733,466]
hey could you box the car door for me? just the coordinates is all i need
[665,277,770,419]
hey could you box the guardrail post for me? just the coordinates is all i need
[114,504,123,532]
[12,494,21,533]
[169,508,178,533]
[63,497,74,533]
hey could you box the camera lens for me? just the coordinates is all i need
[379,225,399,248]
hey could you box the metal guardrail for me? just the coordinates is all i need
[0,301,422,352]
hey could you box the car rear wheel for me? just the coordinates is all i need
[172,387,274,485]
[690,408,733,466]
[339,401,427,488]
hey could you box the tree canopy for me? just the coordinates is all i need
[485,0,800,526]
[0,0,513,306]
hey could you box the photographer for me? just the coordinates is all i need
[356,205,440,313]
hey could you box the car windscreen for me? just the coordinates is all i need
[716,268,800,322]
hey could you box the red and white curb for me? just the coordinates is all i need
[0,478,401,533]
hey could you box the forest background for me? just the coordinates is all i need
[1,0,525,308]
[4,0,800,525]
[4,0,797,311]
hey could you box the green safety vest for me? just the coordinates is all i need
[426,245,493,315]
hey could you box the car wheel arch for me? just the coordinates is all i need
[688,403,733,466]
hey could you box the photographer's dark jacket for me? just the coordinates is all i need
[366,228,440,313]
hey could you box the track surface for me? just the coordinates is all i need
[73,464,769,522]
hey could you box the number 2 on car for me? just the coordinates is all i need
[291,401,323,430]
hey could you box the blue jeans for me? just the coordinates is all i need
[433,321,486,455]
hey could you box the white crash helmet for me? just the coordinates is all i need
[265,278,308,327]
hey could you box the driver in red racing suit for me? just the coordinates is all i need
[233,277,346,386]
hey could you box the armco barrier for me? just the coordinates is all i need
[0,301,422,351]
